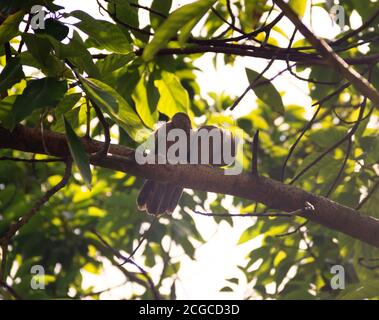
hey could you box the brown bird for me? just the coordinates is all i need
[137,113,192,215]
[137,113,236,215]
[192,125,236,166]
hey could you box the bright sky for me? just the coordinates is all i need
[53,0,348,299]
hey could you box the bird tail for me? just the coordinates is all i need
[137,180,183,215]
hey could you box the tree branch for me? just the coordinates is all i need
[1,124,379,248]
[92,47,379,67]
[194,202,314,218]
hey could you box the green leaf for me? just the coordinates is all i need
[309,66,341,107]
[22,33,67,77]
[226,277,239,285]
[245,68,285,114]
[116,68,141,106]
[359,187,379,217]
[0,11,24,45]
[282,288,315,300]
[241,0,268,32]
[308,127,347,148]
[178,4,211,44]
[289,0,308,18]
[72,10,132,54]
[55,93,82,116]
[143,0,217,61]
[155,71,189,117]
[237,221,263,244]
[0,95,16,129]
[22,33,51,63]
[293,152,338,182]
[12,77,67,125]
[132,71,159,129]
[65,31,100,78]
[35,18,69,41]
[0,57,24,94]
[220,286,233,292]
[63,116,92,188]
[96,53,135,76]
[360,136,379,164]
[337,280,379,299]
[79,77,147,141]
[107,0,139,31]
[53,106,80,133]
[150,0,172,30]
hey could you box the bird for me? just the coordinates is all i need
[136,113,236,215]
[136,113,192,215]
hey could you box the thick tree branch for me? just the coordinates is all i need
[1,124,379,248]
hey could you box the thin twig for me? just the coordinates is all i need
[217,12,285,43]
[251,130,259,176]
[17,14,32,54]
[0,156,65,163]
[130,3,167,19]
[194,202,314,218]
[333,8,379,46]
[0,279,23,300]
[230,57,276,110]
[0,161,72,245]
[281,69,369,182]
[276,220,309,237]
[90,230,160,300]
[226,0,236,29]
[211,7,245,35]
[333,103,373,125]
[90,101,111,160]
[125,215,158,262]
[98,1,153,36]
[356,181,379,210]
[289,67,372,185]
[85,98,91,139]
[280,104,322,181]
[4,43,11,61]
[285,29,339,85]
[289,100,366,184]
[358,257,379,270]
[0,243,7,282]
[325,138,352,197]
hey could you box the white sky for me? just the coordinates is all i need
[52,0,348,299]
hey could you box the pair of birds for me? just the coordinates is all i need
[137,113,234,216]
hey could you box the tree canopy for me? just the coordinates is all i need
[0,0,379,300]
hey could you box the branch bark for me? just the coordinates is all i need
[1,124,379,248]
[94,49,379,67]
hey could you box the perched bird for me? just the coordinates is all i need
[137,113,236,215]
[192,125,236,167]
[136,113,192,215]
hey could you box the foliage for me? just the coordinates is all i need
[0,0,378,300]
